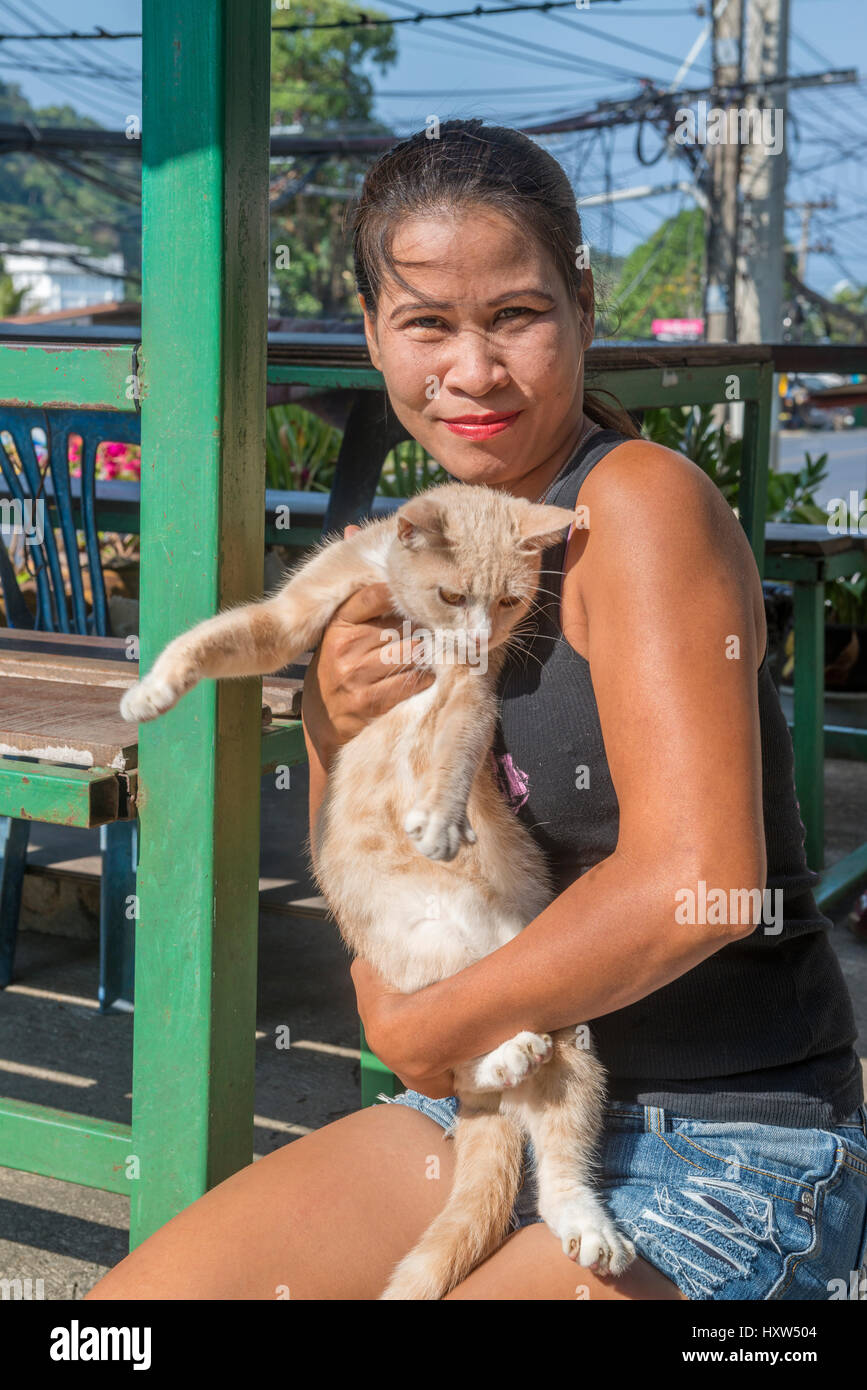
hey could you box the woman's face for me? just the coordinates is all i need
[360,206,594,497]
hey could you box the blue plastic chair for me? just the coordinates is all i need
[0,406,140,1010]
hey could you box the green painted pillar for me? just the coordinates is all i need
[359,1022,402,1109]
[131,0,271,1247]
[792,581,826,873]
[740,362,772,577]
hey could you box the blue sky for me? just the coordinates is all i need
[2,0,864,296]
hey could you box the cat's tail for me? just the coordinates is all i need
[380,1105,524,1301]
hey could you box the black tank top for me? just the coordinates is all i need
[492,427,862,1127]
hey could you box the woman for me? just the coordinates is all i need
[88,121,866,1302]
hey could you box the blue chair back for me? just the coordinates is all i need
[0,408,141,635]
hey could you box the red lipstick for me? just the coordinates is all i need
[440,411,521,440]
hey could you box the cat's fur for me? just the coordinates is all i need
[120,482,635,1299]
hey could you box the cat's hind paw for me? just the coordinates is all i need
[471,1031,553,1091]
[553,1199,636,1277]
[403,805,475,862]
[120,674,183,723]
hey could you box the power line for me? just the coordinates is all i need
[496,0,712,75]
[0,1,138,114]
[1,68,855,158]
[0,0,136,89]
[366,0,654,82]
[12,0,139,78]
[0,0,690,41]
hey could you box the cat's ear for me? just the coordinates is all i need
[517,503,576,551]
[396,495,450,550]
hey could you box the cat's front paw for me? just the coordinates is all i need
[403,804,476,862]
[120,673,184,723]
[472,1031,553,1090]
[552,1197,636,1276]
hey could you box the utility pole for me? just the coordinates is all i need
[786,197,836,278]
[704,0,743,342]
[736,0,791,343]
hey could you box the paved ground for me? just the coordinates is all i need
[1,753,865,1300]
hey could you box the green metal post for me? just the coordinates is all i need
[792,581,825,873]
[360,1022,401,1108]
[130,0,271,1247]
[739,362,773,576]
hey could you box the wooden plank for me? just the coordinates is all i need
[765,523,864,556]
[130,0,271,1249]
[0,678,138,769]
[0,650,303,714]
[0,629,130,659]
[0,1098,133,1195]
[0,652,138,687]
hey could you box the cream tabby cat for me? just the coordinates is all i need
[120,482,635,1299]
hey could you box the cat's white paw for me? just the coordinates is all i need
[120,674,182,723]
[552,1198,636,1276]
[473,1031,553,1090]
[403,804,475,862]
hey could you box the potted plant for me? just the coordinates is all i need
[821,571,867,693]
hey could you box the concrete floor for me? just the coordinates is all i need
[1,757,865,1300]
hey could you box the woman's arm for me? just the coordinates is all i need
[359,442,770,1090]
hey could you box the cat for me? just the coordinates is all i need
[120,481,636,1300]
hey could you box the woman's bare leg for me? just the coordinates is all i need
[446,1224,687,1300]
[86,1103,684,1301]
[86,1105,457,1301]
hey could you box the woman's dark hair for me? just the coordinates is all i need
[351,118,640,440]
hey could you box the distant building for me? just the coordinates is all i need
[0,240,125,315]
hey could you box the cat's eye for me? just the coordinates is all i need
[438,587,466,606]
[500,595,522,608]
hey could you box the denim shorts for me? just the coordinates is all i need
[383,1090,867,1300]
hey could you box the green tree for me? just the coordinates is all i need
[610,207,705,339]
[0,256,24,318]
[269,0,398,317]
[0,79,141,299]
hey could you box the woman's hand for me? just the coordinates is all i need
[301,525,435,771]
[351,958,456,1099]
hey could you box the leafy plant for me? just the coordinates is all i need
[377,439,449,496]
[825,572,867,627]
[642,405,866,627]
[264,404,341,491]
[641,404,741,507]
[264,404,447,497]
[765,451,830,525]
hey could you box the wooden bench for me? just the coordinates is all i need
[0,627,308,1007]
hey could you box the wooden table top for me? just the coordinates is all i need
[0,632,305,770]
[764,522,867,556]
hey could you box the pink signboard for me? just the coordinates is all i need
[652,318,705,339]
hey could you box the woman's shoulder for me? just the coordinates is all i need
[563,435,765,658]
[578,436,726,521]
[570,435,752,572]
